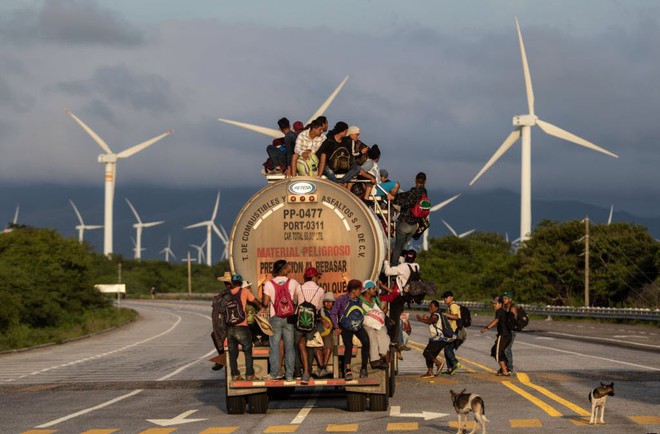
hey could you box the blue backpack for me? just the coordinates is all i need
[339,298,365,332]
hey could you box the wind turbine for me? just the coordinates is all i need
[125,199,164,260]
[160,235,177,262]
[190,238,207,264]
[468,18,618,243]
[422,194,461,251]
[441,220,476,238]
[184,192,224,266]
[69,199,103,242]
[131,236,146,257]
[607,204,614,225]
[218,76,349,138]
[65,109,173,256]
[3,204,20,233]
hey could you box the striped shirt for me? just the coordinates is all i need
[294,129,326,155]
[293,281,325,312]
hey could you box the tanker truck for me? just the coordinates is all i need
[224,176,396,414]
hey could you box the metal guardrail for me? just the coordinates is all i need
[412,301,660,321]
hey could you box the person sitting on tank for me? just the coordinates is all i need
[316,121,375,186]
[267,117,299,176]
[292,118,325,177]
[373,169,399,201]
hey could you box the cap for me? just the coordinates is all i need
[304,267,321,278]
[379,169,389,179]
[503,291,513,299]
[217,271,232,283]
[241,280,252,288]
[323,292,335,303]
[231,273,243,282]
[347,279,363,292]
[346,126,360,136]
[492,296,503,304]
[293,121,304,132]
[364,280,377,291]
[441,290,453,299]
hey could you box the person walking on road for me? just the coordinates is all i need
[481,296,512,376]
[440,290,462,375]
[502,291,518,374]
[416,300,449,378]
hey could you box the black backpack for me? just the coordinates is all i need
[296,292,317,332]
[224,290,245,326]
[506,305,529,332]
[458,304,472,328]
[328,146,351,172]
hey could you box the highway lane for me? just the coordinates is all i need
[0,300,658,433]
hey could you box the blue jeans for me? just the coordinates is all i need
[269,316,295,378]
[444,340,458,369]
[227,326,253,377]
[391,220,417,263]
[266,146,287,171]
[505,331,516,371]
[323,164,361,184]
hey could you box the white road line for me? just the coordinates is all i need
[291,388,319,424]
[547,331,660,349]
[158,349,217,381]
[35,389,144,428]
[517,341,660,371]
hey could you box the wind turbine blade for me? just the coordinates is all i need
[13,204,20,224]
[201,238,207,248]
[459,229,476,238]
[220,223,229,240]
[441,220,458,237]
[306,75,349,125]
[430,193,461,212]
[608,204,614,225]
[217,118,283,138]
[116,129,174,158]
[85,225,103,230]
[125,198,142,223]
[143,221,164,228]
[536,119,618,158]
[169,250,177,261]
[469,129,521,186]
[515,17,535,115]
[69,200,84,225]
[65,109,113,154]
[211,192,221,221]
[212,224,226,242]
[184,221,209,230]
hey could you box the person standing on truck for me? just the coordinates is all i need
[262,260,300,381]
[330,279,370,380]
[226,274,265,381]
[211,271,233,371]
[360,280,390,370]
[316,292,336,378]
[382,249,420,349]
[293,266,325,384]
[391,172,428,263]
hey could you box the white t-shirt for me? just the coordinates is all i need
[263,276,300,317]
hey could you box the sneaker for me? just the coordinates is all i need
[449,362,462,376]
[276,368,285,379]
[345,370,353,381]
[420,373,435,379]
[245,375,257,381]
[359,368,368,378]
[318,368,328,378]
[301,373,311,385]
[231,375,244,381]
[285,377,294,382]
[434,362,445,377]
[261,374,275,381]
[211,363,223,371]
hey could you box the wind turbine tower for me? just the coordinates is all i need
[160,235,177,262]
[125,199,164,260]
[66,109,173,256]
[468,18,618,243]
[69,199,103,242]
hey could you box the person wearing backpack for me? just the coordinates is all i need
[360,280,390,370]
[293,267,325,384]
[316,122,373,185]
[225,274,264,381]
[262,260,301,381]
[481,296,512,376]
[502,291,518,374]
[416,300,453,378]
[391,172,428,263]
[440,291,463,375]
[382,249,420,349]
[330,279,371,380]
[211,272,233,371]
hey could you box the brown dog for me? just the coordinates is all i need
[589,382,614,424]
[450,389,489,434]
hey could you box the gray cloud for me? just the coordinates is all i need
[0,75,35,112]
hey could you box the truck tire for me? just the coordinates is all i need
[369,393,389,411]
[346,392,367,412]
[226,395,246,414]
[248,392,269,414]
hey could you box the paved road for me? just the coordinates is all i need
[0,300,658,433]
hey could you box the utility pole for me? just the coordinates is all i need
[187,251,193,295]
[584,216,590,307]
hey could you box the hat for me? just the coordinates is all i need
[255,313,274,336]
[492,296,503,304]
[304,267,321,279]
[441,290,454,299]
[323,292,335,303]
[379,169,389,179]
[368,144,381,159]
[241,280,252,289]
[217,272,232,283]
[293,121,304,132]
[503,291,513,299]
[363,280,377,292]
[347,279,363,292]
[231,273,243,282]
[346,126,360,136]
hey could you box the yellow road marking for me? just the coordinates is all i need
[21,431,57,434]
[501,381,562,417]
[386,422,419,431]
[138,429,176,434]
[199,428,239,433]
[629,416,660,424]
[457,356,496,374]
[516,373,590,416]
[81,430,119,434]
[510,418,543,428]
[264,426,299,433]
[448,420,475,430]
[326,424,359,432]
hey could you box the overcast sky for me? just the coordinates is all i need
[1,0,659,217]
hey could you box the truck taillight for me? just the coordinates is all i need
[288,194,317,203]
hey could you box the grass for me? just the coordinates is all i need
[0,307,138,352]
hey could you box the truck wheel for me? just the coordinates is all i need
[248,392,269,414]
[226,395,246,414]
[346,392,367,412]
[369,393,389,411]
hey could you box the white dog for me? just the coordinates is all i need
[589,382,614,424]
[450,389,490,434]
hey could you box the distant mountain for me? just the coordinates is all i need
[1,183,658,260]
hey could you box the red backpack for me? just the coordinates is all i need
[271,279,295,318]
[411,194,431,219]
